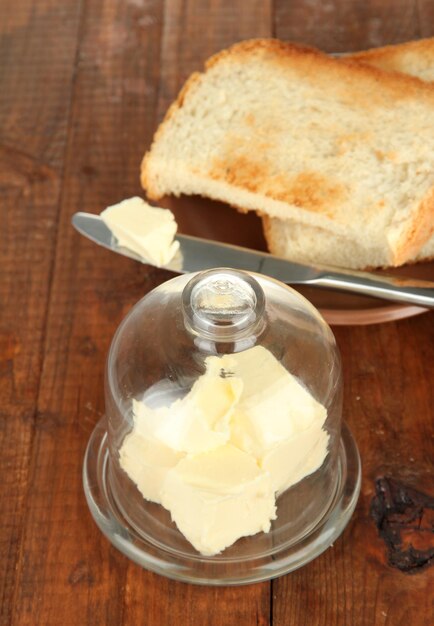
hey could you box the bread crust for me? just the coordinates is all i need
[349,37,434,65]
[141,71,204,197]
[205,38,323,70]
[261,215,274,252]
[141,38,434,265]
[204,38,434,102]
[142,38,434,197]
[392,187,434,265]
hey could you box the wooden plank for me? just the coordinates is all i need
[11,0,275,618]
[417,0,434,38]
[272,5,434,624]
[123,2,273,625]
[5,1,433,624]
[273,0,420,52]
[0,2,83,624]
[123,574,270,626]
[272,318,434,626]
[8,0,167,624]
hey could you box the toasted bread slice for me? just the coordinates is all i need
[265,38,434,269]
[142,39,434,268]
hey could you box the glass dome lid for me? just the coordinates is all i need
[84,268,361,585]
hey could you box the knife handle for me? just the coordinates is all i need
[312,271,434,309]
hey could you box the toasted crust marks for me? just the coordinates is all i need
[276,172,346,214]
[141,37,434,269]
[261,37,434,269]
[347,38,434,85]
[201,39,434,102]
[205,38,323,70]
[351,37,434,57]
[210,155,346,216]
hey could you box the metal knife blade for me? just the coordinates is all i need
[72,212,434,309]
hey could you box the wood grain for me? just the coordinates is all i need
[6,0,273,624]
[271,4,434,624]
[417,0,434,38]
[1,0,434,624]
[273,317,434,626]
[0,2,83,624]
[274,0,420,52]
[8,0,166,624]
[122,2,272,625]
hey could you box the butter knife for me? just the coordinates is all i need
[72,212,434,308]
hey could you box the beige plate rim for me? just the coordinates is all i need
[320,304,428,326]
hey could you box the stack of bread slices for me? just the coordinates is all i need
[141,38,434,270]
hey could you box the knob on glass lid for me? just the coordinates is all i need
[83,268,361,585]
[182,269,265,341]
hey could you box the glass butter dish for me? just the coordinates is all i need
[83,268,361,585]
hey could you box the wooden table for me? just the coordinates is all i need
[1,0,434,624]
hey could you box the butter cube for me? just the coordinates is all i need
[160,444,276,555]
[134,372,243,454]
[119,431,183,504]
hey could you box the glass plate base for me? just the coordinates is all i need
[83,417,361,585]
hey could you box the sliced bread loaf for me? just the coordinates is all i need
[142,39,434,268]
[265,38,434,269]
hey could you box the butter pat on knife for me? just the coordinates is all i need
[101,196,179,267]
